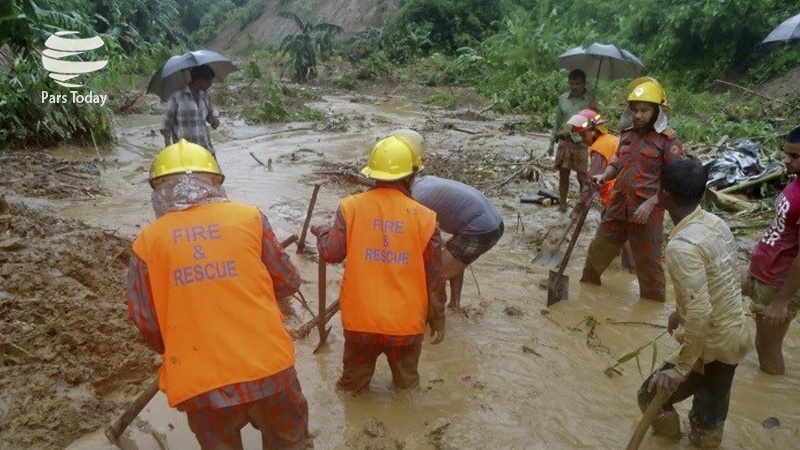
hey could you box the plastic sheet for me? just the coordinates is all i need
[703,140,783,192]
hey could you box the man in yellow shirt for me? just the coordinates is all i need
[638,158,752,448]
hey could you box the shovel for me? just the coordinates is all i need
[546,191,595,306]
[532,218,575,268]
[626,388,670,450]
[314,257,332,353]
[297,184,321,254]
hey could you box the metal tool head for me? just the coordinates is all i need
[546,270,569,306]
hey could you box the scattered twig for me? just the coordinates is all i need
[714,79,787,105]
[293,290,316,317]
[468,265,481,297]
[484,160,536,191]
[448,124,479,134]
[479,102,496,115]
[604,319,668,329]
[249,151,267,167]
[89,128,100,159]
[312,170,375,188]
[116,92,145,114]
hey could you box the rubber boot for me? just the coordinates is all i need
[651,410,681,440]
[689,425,723,448]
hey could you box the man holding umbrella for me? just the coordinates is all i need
[160,64,220,155]
[550,69,596,213]
[150,50,237,156]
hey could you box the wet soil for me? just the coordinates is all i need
[0,157,154,449]
[1,80,798,450]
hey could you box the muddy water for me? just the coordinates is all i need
[65,95,800,450]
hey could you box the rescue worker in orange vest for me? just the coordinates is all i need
[310,136,447,394]
[126,140,312,449]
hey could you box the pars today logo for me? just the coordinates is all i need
[40,30,109,106]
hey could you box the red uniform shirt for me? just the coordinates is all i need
[606,127,684,223]
[750,177,800,286]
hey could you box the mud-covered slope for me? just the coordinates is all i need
[211,0,402,55]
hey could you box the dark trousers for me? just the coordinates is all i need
[638,361,738,430]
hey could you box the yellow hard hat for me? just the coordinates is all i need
[149,139,223,187]
[389,128,426,170]
[361,136,415,181]
[627,76,670,112]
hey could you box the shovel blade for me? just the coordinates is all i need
[532,250,565,269]
[313,326,332,354]
[547,270,569,306]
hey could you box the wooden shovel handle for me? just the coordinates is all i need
[626,388,670,450]
[297,184,321,252]
[554,191,597,279]
[317,257,327,339]
[105,378,159,444]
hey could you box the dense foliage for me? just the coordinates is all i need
[1,0,799,149]
[0,0,183,148]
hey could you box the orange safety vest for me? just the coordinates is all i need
[590,132,620,207]
[339,187,437,336]
[132,202,295,406]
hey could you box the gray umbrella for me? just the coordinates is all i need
[762,12,800,44]
[147,49,238,102]
[558,43,645,96]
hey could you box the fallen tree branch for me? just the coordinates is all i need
[714,79,786,105]
[312,170,375,187]
[717,170,785,195]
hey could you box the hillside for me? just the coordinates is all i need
[210,0,402,54]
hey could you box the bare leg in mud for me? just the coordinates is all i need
[442,249,468,310]
[755,315,791,375]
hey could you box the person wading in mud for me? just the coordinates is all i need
[311,136,446,394]
[743,125,800,375]
[580,77,684,302]
[568,109,635,271]
[389,129,504,311]
[126,140,313,449]
[161,64,221,156]
[550,69,596,213]
[638,158,752,448]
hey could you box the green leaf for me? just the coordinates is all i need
[616,350,640,364]
[650,339,658,373]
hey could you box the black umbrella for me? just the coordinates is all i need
[146,50,238,102]
[558,43,645,98]
[762,12,800,44]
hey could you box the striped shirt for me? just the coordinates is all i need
[160,86,217,152]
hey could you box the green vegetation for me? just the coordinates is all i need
[1,0,799,149]
[277,11,343,82]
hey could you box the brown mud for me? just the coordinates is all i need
[2,81,799,449]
